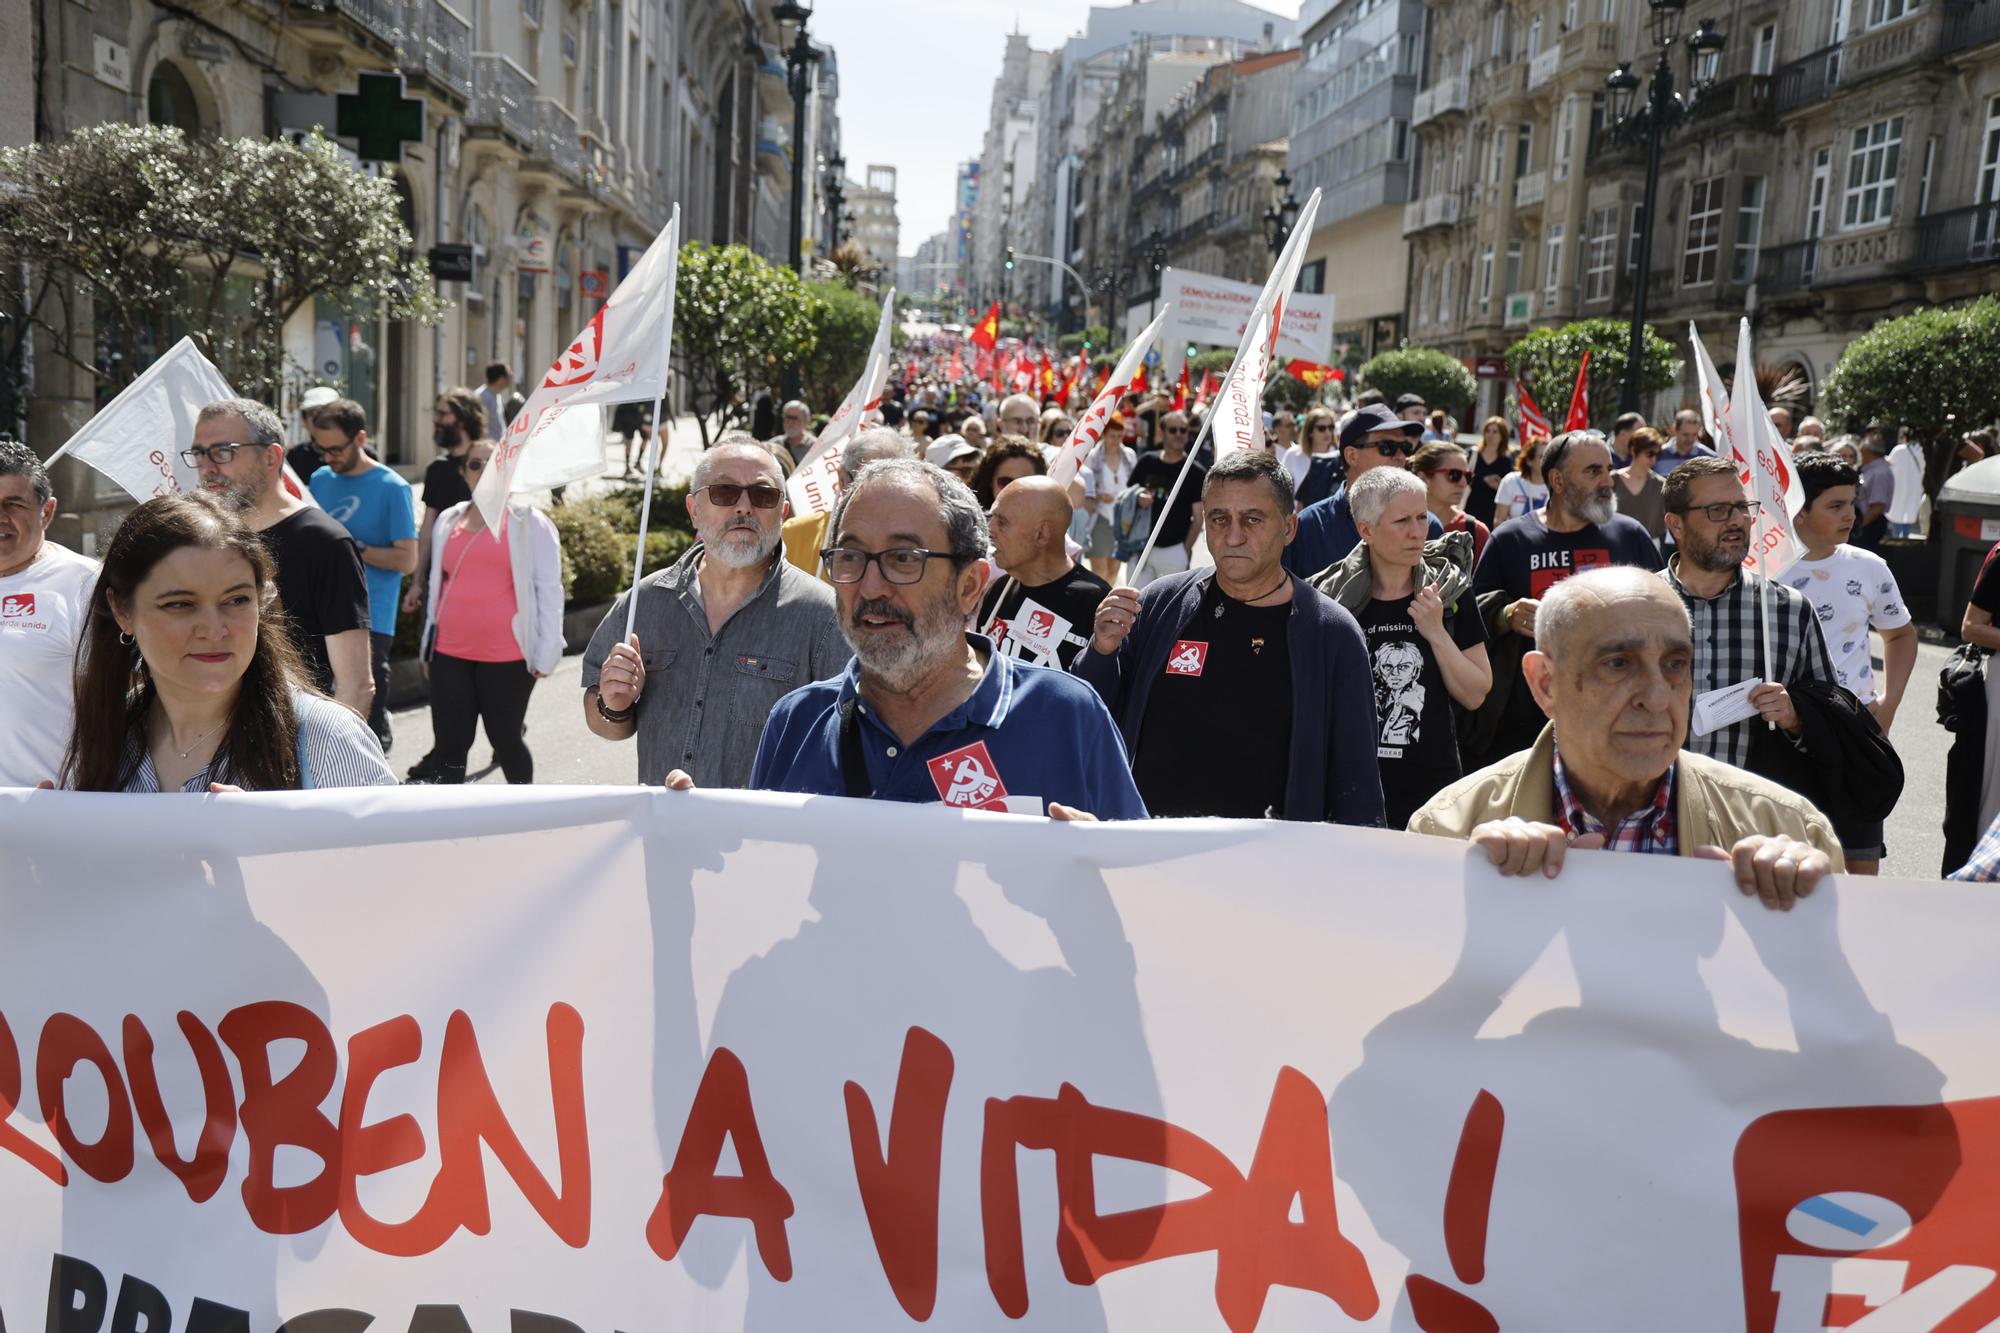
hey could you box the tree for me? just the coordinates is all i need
[1503,319,1681,424]
[1824,297,2000,441]
[673,242,817,447]
[1358,343,1477,413]
[1191,349,1236,376]
[800,280,879,410]
[0,124,442,410]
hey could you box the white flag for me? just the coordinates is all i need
[786,286,896,517]
[477,205,680,527]
[1047,306,1172,490]
[47,338,235,502]
[1730,317,1804,581]
[1211,189,1323,457]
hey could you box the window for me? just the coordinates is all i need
[1419,265,1435,326]
[1440,259,1456,324]
[1393,119,1410,161]
[1514,123,1534,178]
[1585,205,1617,301]
[1601,0,1616,20]
[1491,7,1509,61]
[1479,243,1495,310]
[1491,125,1508,182]
[1918,136,1937,215]
[1528,14,1543,59]
[1866,0,1918,26]
[1564,0,1579,27]
[1543,224,1564,302]
[1842,115,1903,229]
[1555,95,1577,180]
[1731,177,1764,284]
[1752,23,1776,76]
[1504,238,1524,294]
[1683,176,1723,285]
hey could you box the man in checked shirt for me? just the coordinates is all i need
[1660,456,1839,771]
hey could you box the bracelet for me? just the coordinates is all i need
[594,690,635,723]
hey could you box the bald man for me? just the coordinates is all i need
[1410,566,1843,909]
[977,475,1108,670]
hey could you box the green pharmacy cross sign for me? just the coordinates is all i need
[337,72,425,163]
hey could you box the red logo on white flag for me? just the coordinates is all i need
[1165,640,1209,676]
[1026,609,1055,638]
[927,741,1008,809]
[542,308,607,389]
[1,594,35,618]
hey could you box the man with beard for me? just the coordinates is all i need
[583,434,847,788]
[190,397,372,715]
[404,388,488,616]
[720,457,1143,818]
[1662,456,1837,771]
[1465,429,1661,769]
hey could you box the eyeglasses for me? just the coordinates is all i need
[1679,500,1763,522]
[1367,440,1418,458]
[819,546,956,584]
[181,443,260,466]
[1165,426,1189,436]
[694,482,784,509]
[1424,467,1470,484]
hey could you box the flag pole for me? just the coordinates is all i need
[624,203,681,640]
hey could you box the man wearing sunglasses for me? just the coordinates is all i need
[190,397,372,719]
[1284,403,1440,578]
[715,457,1143,819]
[582,435,847,789]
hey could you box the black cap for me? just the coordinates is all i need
[1394,392,1428,411]
[1340,403,1425,450]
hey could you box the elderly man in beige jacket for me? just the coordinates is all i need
[1409,566,1842,910]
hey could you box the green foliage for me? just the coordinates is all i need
[1359,343,1477,412]
[622,526,696,581]
[801,280,880,411]
[0,124,442,405]
[548,503,627,606]
[1057,333,1085,355]
[1059,324,1111,356]
[999,318,1030,341]
[1191,349,1236,376]
[1263,373,1312,413]
[674,242,817,446]
[1504,319,1681,424]
[1824,297,2000,439]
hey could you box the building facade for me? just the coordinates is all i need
[970,33,1053,316]
[847,163,899,283]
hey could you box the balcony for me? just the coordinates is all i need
[1401,190,1463,236]
[1412,74,1468,125]
[1912,202,2000,271]
[1480,60,1527,105]
[1527,46,1560,91]
[467,52,535,146]
[1944,0,2000,55]
[1774,43,1844,112]
[1758,239,1820,295]
[1775,10,1943,112]
[1513,170,1547,209]
[1503,291,1536,327]
[295,0,402,47]
[1690,72,1776,131]
[528,98,586,184]
[398,0,472,102]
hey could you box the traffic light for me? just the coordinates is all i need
[1187,343,1198,360]
[1004,247,1015,271]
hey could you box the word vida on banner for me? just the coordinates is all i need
[2,785,1997,1332]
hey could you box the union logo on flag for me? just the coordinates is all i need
[927,741,1009,809]
[542,308,607,389]
[1,594,34,618]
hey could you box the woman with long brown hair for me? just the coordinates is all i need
[1466,415,1514,528]
[61,492,395,792]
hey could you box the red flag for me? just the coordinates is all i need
[948,347,963,382]
[1132,365,1149,395]
[1283,358,1337,388]
[1172,361,1190,412]
[1096,363,1111,394]
[970,303,1000,351]
[1518,382,1551,444]
[1039,352,1055,394]
[1197,369,1220,405]
[1563,350,1592,432]
[1055,359,1079,404]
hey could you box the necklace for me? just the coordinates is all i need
[168,717,228,760]
[1223,572,1290,608]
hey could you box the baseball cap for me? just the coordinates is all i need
[925,435,980,467]
[300,386,340,412]
[1339,403,1424,450]
[1395,392,1428,412]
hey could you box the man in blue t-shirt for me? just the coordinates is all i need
[307,398,417,751]
[669,457,1146,819]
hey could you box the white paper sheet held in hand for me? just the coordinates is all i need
[1692,678,1765,737]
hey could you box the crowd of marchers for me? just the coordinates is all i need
[9,346,2000,901]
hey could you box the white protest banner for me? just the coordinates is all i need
[477,210,680,528]
[6,786,1998,1331]
[1158,266,1335,370]
[46,338,236,501]
[788,286,897,518]
[1047,306,1170,491]
[1210,189,1323,459]
[1732,317,1806,582]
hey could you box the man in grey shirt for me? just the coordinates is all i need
[582,434,849,786]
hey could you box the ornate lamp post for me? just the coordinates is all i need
[824,150,846,251]
[774,0,818,276]
[1603,0,1726,412]
[1262,168,1301,256]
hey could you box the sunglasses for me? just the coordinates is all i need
[1424,467,1470,484]
[694,482,784,509]
[1366,440,1418,458]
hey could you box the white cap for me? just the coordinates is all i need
[926,435,980,467]
[300,386,340,412]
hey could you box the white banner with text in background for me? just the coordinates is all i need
[1156,267,1335,378]
[3,786,1998,1333]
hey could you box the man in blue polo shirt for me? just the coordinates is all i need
[307,397,416,751]
[671,457,1145,819]
[1284,403,1442,578]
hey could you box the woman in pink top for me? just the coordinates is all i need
[417,440,565,783]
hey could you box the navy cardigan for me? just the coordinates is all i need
[1071,568,1386,826]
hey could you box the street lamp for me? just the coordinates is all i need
[1262,168,1301,256]
[775,0,818,277]
[1603,0,1725,412]
[824,150,845,250]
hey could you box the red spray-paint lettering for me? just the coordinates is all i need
[844,1026,954,1320]
[123,1012,236,1203]
[647,1046,795,1280]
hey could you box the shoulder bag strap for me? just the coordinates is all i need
[837,699,872,799]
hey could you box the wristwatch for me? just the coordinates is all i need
[594,689,635,723]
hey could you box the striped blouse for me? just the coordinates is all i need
[116,688,397,792]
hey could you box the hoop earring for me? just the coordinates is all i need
[118,631,134,646]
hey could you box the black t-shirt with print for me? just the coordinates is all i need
[1129,451,1207,548]
[977,563,1112,671]
[1356,592,1488,828]
[260,507,369,693]
[1132,581,1292,818]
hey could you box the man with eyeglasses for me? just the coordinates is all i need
[1285,403,1440,578]
[713,457,1143,818]
[1467,429,1662,768]
[583,434,846,788]
[1126,409,1206,588]
[1662,456,1836,772]
[190,397,372,717]
[306,397,417,753]
[998,393,1043,443]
